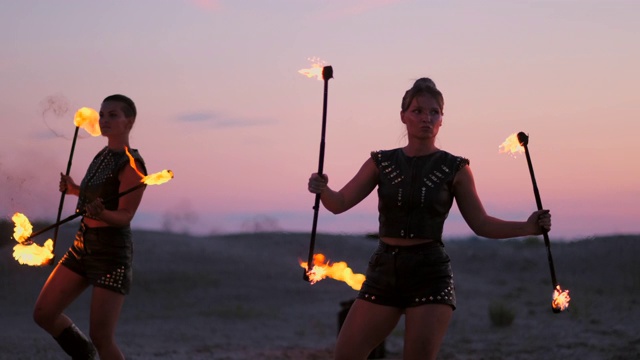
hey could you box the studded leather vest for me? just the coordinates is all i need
[76,147,147,218]
[372,148,469,241]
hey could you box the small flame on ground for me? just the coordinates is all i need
[74,107,100,136]
[298,57,326,81]
[11,213,54,266]
[552,284,571,312]
[299,253,366,291]
[498,133,524,157]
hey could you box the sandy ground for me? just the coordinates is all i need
[1,225,639,360]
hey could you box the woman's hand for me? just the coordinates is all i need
[85,198,105,219]
[59,173,79,195]
[308,173,329,194]
[527,209,551,235]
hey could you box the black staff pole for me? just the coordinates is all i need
[517,132,562,313]
[50,125,81,264]
[304,65,334,282]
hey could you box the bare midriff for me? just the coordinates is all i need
[82,218,117,228]
[380,237,436,246]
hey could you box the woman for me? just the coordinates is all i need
[33,94,146,360]
[308,78,551,360]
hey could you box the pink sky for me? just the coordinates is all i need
[1,0,638,240]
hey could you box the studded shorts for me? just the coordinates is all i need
[60,222,133,295]
[357,240,456,310]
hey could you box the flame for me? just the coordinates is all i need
[12,212,33,242]
[123,146,174,185]
[74,107,100,136]
[125,147,146,178]
[142,170,174,185]
[11,213,54,266]
[552,284,571,312]
[298,57,326,80]
[498,133,524,157]
[299,253,366,291]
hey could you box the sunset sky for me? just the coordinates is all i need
[1,0,638,240]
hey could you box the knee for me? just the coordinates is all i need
[32,305,53,329]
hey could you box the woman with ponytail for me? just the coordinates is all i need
[308,78,552,359]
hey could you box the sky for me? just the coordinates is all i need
[1,0,638,241]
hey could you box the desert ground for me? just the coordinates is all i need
[1,223,639,360]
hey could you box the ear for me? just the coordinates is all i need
[400,110,407,124]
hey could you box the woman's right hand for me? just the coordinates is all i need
[59,173,79,195]
[308,173,329,194]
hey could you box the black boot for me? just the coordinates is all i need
[53,324,97,360]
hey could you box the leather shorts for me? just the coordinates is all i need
[60,222,133,295]
[357,240,456,310]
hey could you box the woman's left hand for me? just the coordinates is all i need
[85,198,105,219]
[527,209,551,234]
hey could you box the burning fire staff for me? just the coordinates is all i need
[33,94,146,360]
[308,78,552,360]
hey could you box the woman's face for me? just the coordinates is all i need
[99,101,133,138]
[401,94,442,140]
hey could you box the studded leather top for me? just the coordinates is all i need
[76,147,147,218]
[372,148,469,242]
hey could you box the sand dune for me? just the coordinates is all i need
[1,225,639,359]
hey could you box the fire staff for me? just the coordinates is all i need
[32,94,146,360]
[307,78,552,360]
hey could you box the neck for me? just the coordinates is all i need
[106,136,130,151]
[403,140,438,157]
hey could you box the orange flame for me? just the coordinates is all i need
[552,284,571,312]
[124,147,174,185]
[498,133,524,157]
[298,57,326,81]
[125,147,146,178]
[142,169,174,185]
[299,253,366,291]
[11,213,54,266]
[74,107,101,136]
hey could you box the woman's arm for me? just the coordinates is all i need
[85,160,146,227]
[309,158,378,214]
[59,173,80,196]
[453,165,550,239]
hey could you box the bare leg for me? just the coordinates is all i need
[335,299,403,360]
[33,264,96,358]
[33,264,89,336]
[89,286,125,360]
[403,304,453,360]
